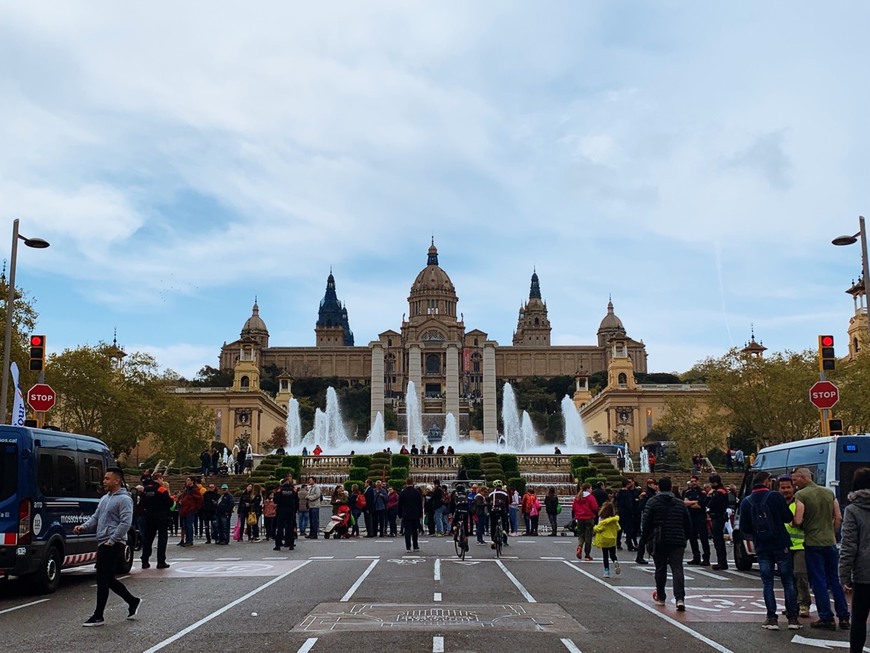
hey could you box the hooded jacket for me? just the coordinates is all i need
[640,491,691,549]
[839,488,870,586]
[80,486,133,545]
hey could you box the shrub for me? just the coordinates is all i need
[343,481,357,492]
[569,455,589,469]
[389,466,409,480]
[347,467,368,481]
[273,466,295,480]
[281,455,302,469]
[508,477,526,495]
[498,454,519,474]
[586,476,607,489]
[573,466,599,483]
[460,454,481,470]
[352,455,372,469]
[466,469,483,481]
[388,479,404,491]
[480,451,499,460]
[371,451,391,462]
[391,454,410,469]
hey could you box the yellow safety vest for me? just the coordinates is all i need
[785,500,804,551]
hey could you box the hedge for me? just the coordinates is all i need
[573,466,599,483]
[508,477,526,494]
[391,454,410,469]
[371,452,391,462]
[281,455,302,469]
[389,466,409,480]
[388,479,405,491]
[569,455,589,469]
[465,469,483,480]
[586,476,608,489]
[459,454,481,470]
[352,455,372,469]
[347,467,368,481]
[274,466,295,480]
[499,454,519,474]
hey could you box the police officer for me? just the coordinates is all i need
[683,475,711,566]
[140,470,172,569]
[273,474,299,551]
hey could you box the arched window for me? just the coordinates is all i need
[534,317,540,326]
[426,354,441,375]
[617,373,627,387]
[240,376,250,388]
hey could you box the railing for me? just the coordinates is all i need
[304,456,356,468]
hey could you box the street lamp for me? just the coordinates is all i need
[832,215,870,341]
[1,219,50,423]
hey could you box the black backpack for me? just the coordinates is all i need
[749,492,777,540]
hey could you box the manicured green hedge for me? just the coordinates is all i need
[371,451,391,462]
[569,455,589,469]
[573,466,599,483]
[388,479,404,491]
[499,454,519,474]
[274,466,295,480]
[347,467,368,481]
[389,466,409,480]
[508,477,526,495]
[391,454,410,469]
[460,454,481,470]
[586,476,608,489]
[466,469,482,480]
[352,455,372,469]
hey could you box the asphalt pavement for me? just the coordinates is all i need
[1,531,859,653]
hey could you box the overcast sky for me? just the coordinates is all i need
[2,2,868,379]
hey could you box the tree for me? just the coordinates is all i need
[187,365,234,388]
[266,425,288,452]
[656,396,728,464]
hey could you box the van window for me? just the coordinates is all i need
[56,452,78,496]
[37,452,55,495]
[757,449,788,470]
[82,455,104,497]
[1,443,16,502]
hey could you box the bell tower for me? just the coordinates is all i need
[606,336,636,390]
[232,340,261,392]
[512,270,551,346]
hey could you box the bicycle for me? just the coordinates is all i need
[492,515,504,558]
[453,518,468,560]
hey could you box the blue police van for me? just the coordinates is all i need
[0,425,136,592]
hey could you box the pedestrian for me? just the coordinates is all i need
[474,487,488,545]
[683,475,711,566]
[349,484,363,537]
[793,467,851,631]
[508,485,520,536]
[306,476,323,539]
[739,471,800,630]
[374,479,389,537]
[297,482,309,537]
[616,478,639,551]
[214,483,235,544]
[839,466,870,653]
[545,487,560,536]
[638,476,690,611]
[363,479,377,537]
[707,474,730,570]
[73,467,142,626]
[211,448,220,475]
[593,500,620,578]
[648,452,657,474]
[201,482,218,544]
[726,448,734,472]
[179,476,203,547]
[778,475,812,618]
[398,478,423,552]
[273,475,299,551]
[139,470,172,569]
[263,490,277,541]
[572,483,598,561]
[387,485,399,536]
[200,449,211,477]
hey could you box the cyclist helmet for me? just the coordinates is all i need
[455,484,466,493]
[492,480,503,489]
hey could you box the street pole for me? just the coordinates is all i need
[0,219,21,422]
[860,216,870,340]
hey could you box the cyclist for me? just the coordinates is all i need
[450,484,471,549]
[488,480,510,549]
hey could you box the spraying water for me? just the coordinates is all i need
[366,411,386,445]
[300,387,351,451]
[442,413,458,447]
[560,395,591,453]
[286,398,303,449]
[502,383,534,451]
[406,380,424,446]
[520,410,537,451]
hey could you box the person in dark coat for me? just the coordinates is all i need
[683,475,711,566]
[398,478,423,552]
[363,480,377,538]
[707,474,730,570]
[639,477,691,611]
[273,475,299,551]
[616,478,639,551]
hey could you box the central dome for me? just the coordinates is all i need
[407,241,458,322]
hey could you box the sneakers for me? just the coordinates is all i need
[839,618,851,630]
[584,556,593,562]
[799,605,810,618]
[614,561,621,575]
[141,562,150,569]
[82,616,104,627]
[762,617,779,630]
[686,559,702,566]
[603,569,610,578]
[787,617,801,630]
[636,558,649,565]
[127,597,142,620]
[156,562,170,569]
[652,591,666,606]
[810,620,836,631]
[676,600,685,612]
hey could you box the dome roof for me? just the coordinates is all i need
[241,299,269,337]
[409,241,456,297]
[598,299,625,333]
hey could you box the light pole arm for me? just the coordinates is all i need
[0,219,20,422]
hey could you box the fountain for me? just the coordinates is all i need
[560,395,591,453]
[406,380,424,446]
[366,411,386,445]
[442,413,458,447]
[520,411,537,451]
[300,387,351,452]
[286,398,303,449]
[502,383,536,452]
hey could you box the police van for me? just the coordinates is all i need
[0,425,136,592]
[732,433,870,571]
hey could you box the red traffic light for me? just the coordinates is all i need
[30,335,44,347]
[820,335,834,347]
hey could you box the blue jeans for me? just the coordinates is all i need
[309,507,320,537]
[183,514,196,544]
[298,511,309,535]
[509,506,518,534]
[805,545,850,622]
[435,506,449,533]
[757,547,798,619]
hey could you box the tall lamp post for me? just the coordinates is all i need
[1,219,50,423]
[832,215,870,341]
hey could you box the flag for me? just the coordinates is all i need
[10,362,27,426]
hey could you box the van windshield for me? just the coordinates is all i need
[1,443,17,502]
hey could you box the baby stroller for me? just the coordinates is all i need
[324,503,351,539]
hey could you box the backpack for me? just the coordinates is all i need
[356,493,367,510]
[749,492,777,540]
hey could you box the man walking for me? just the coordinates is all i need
[214,484,235,544]
[201,482,218,544]
[707,474,730,570]
[778,475,812,618]
[638,477,691,611]
[616,478,639,551]
[306,476,322,539]
[363,479,377,537]
[139,470,172,569]
[739,471,800,630]
[398,477,423,552]
[274,475,299,551]
[374,480,389,537]
[74,467,141,626]
[683,475,711,566]
[793,467,851,630]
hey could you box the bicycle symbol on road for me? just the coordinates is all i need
[177,563,274,575]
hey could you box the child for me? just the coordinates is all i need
[263,490,277,541]
[592,500,621,578]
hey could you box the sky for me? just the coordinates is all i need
[1,1,869,379]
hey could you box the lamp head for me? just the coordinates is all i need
[22,237,50,249]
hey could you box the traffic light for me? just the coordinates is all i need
[818,335,836,372]
[829,418,844,436]
[29,334,46,371]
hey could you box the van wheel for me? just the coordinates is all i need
[733,533,753,571]
[118,538,134,575]
[33,545,62,594]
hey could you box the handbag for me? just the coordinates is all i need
[247,512,257,527]
[232,521,242,541]
[556,503,562,515]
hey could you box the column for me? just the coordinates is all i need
[446,343,459,426]
[408,344,422,403]
[483,341,497,442]
[369,342,384,429]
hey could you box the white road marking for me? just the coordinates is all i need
[563,561,734,653]
[340,559,379,602]
[356,556,380,559]
[308,556,334,560]
[724,570,757,581]
[297,637,318,653]
[540,556,565,560]
[261,557,288,560]
[561,638,583,653]
[434,592,442,602]
[496,559,536,603]
[689,568,730,581]
[433,635,445,653]
[434,558,441,581]
[791,634,869,650]
[170,558,194,561]
[215,557,242,561]
[0,598,49,615]
[142,560,312,653]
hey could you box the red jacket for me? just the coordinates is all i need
[180,487,204,516]
[572,493,599,521]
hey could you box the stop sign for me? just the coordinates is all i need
[27,383,56,411]
[809,381,839,409]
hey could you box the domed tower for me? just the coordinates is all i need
[316,270,355,347]
[597,298,627,346]
[513,270,551,346]
[240,299,269,349]
[406,240,460,328]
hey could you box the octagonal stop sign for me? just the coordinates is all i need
[27,383,56,412]
[809,380,839,410]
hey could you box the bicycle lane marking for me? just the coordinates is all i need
[562,561,733,653]
[496,559,537,603]
[340,559,379,602]
[142,560,312,653]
